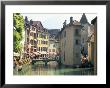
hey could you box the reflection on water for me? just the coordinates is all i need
[13,61,94,75]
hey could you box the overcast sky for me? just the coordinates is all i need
[21,13,96,29]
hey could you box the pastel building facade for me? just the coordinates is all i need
[59,17,82,66]
[48,38,57,58]
[24,16,49,59]
[48,29,60,59]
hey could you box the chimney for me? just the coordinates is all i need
[24,16,29,28]
[25,16,28,23]
[30,19,33,25]
[70,17,73,24]
[63,20,67,28]
[64,20,67,26]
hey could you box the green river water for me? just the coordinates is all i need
[13,61,95,75]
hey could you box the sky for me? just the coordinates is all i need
[21,13,97,29]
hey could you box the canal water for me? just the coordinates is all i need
[13,61,95,75]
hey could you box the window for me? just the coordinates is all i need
[43,47,44,51]
[43,47,47,51]
[41,47,42,51]
[46,48,47,51]
[64,31,66,37]
[41,54,43,57]
[32,27,35,31]
[64,40,66,47]
[75,29,79,36]
[31,48,33,52]
[27,38,29,42]
[39,34,41,38]
[34,40,36,44]
[27,30,29,35]
[83,38,84,43]
[39,40,40,44]
[34,46,36,48]
[27,48,29,52]
[36,33,38,37]
[39,47,40,51]
[76,40,78,45]
[53,44,55,47]
[52,49,55,52]
[46,41,48,45]
[34,33,36,38]
[34,49,36,52]
[49,49,51,52]
[45,47,47,51]
[44,35,46,39]
[61,34,63,39]
[41,41,42,44]
[30,32,32,36]
[30,40,33,45]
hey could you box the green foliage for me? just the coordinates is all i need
[13,41,21,53]
[13,13,24,53]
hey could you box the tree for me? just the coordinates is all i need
[13,13,24,53]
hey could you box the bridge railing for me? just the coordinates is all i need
[32,56,60,61]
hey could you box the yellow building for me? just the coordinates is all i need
[37,27,49,58]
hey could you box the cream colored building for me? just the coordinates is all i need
[60,17,82,66]
[48,35,60,59]
[48,38,57,58]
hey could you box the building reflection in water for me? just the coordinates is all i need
[14,61,94,75]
